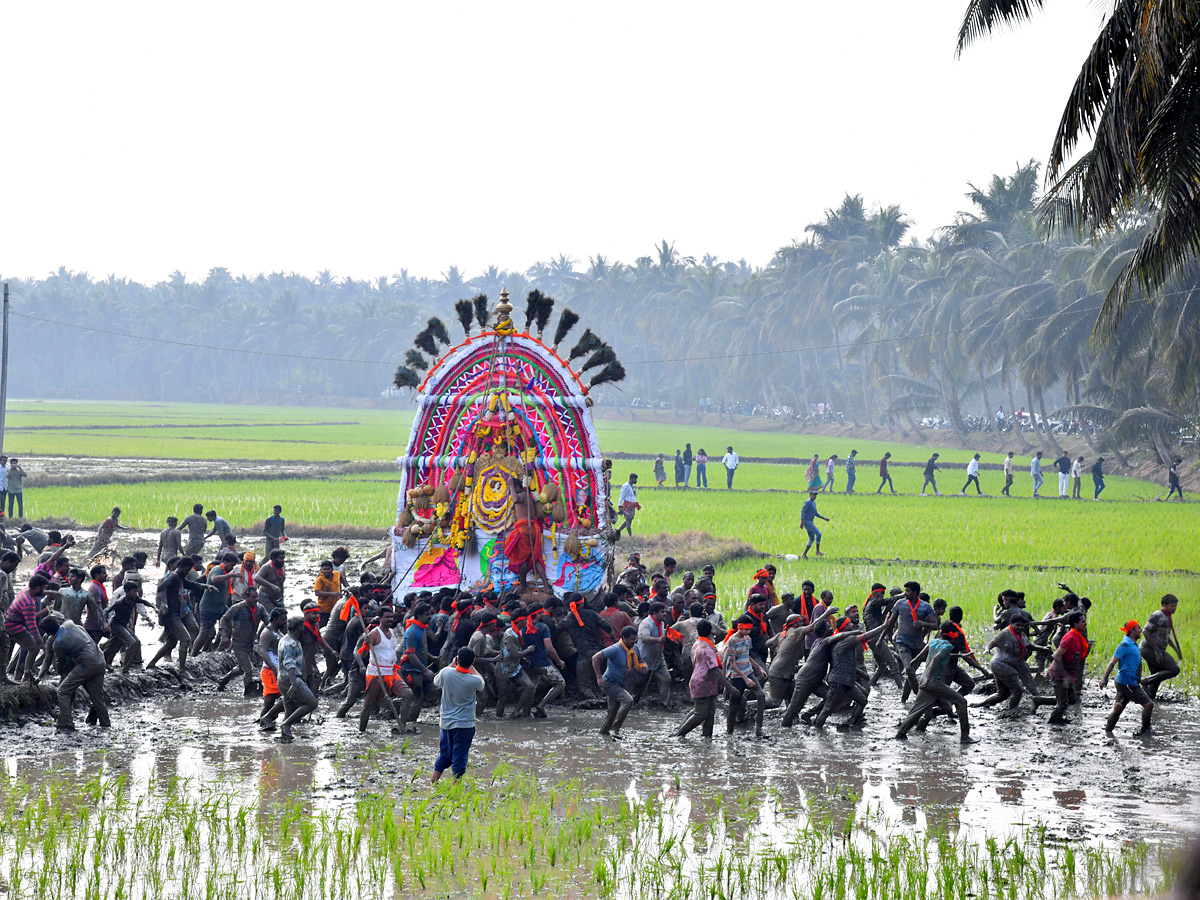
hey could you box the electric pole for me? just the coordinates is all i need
[0,282,9,454]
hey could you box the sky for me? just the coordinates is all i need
[0,2,1107,285]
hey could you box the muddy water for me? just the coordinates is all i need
[2,676,1196,851]
[5,531,1197,861]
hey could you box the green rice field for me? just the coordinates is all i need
[6,399,1067,465]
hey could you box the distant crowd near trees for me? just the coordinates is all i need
[7,161,1198,464]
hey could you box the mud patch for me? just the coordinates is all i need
[617,529,765,572]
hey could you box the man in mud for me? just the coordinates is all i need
[358,606,411,733]
[1140,593,1182,699]
[976,614,1054,713]
[312,559,343,628]
[593,624,645,740]
[205,509,234,546]
[494,609,536,719]
[812,606,887,730]
[146,557,207,680]
[675,619,739,740]
[635,602,673,710]
[276,615,319,743]
[86,507,129,560]
[1100,620,1155,735]
[264,505,287,555]
[895,622,977,744]
[192,551,239,654]
[882,581,938,701]
[522,604,566,717]
[1047,611,1089,724]
[723,615,769,737]
[766,606,835,705]
[216,586,269,696]
[103,576,142,674]
[180,504,209,557]
[669,571,695,605]
[298,599,337,694]
[15,524,49,558]
[399,601,437,732]
[864,584,903,688]
[257,607,288,730]
[4,573,51,682]
[156,516,183,567]
[256,549,287,611]
[39,617,110,732]
[562,591,614,699]
[0,551,20,682]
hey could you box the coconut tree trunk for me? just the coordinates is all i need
[1037,389,1064,454]
[979,364,1001,446]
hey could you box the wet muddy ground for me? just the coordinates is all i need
[4,530,1196,861]
[3,649,1196,853]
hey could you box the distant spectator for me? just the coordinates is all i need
[694,448,709,489]
[6,459,26,518]
[721,446,739,489]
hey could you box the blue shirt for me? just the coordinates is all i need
[1113,636,1143,685]
[523,622,552,668]
[599,642,642,688]
[892,598,935,651]
[401,623,427,674]
[800,499,822,525]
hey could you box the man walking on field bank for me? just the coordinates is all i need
[1002,451,1014,496]
[960,454,982,495]
[1031,451,1045,498]
[920,453,941,495]
[1054,452,1072,499]
[876,452,895,493]
[613,474,640,537]
[1071,456,1084,499]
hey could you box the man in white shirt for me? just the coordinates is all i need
[960,453,983,494]
[721,446,739,490]
[1002,452,1015,496]
[614,474,640,536]
[823,455,837,492]
[1030,451,1044,497]
[1070,456,1084,499]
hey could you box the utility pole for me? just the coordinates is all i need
[0,283,8,454]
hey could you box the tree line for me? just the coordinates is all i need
[5,161,1197,463]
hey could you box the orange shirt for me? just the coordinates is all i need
[313,571,342,614]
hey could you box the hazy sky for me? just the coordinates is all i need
[2,2,1105,284]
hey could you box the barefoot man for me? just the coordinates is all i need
[801,491,831,559]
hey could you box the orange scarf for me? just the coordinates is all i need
[339,594,361,622]
[569,601,585,627]
[455,664,473,674]
[625,644,646,673]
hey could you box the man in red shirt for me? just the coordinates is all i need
[598,592,633,648]
[876,452,895,493]
[1048,611,1089,724]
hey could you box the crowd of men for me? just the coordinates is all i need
[0,507,1186,755]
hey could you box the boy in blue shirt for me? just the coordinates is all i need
[1099,620,1154,735]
